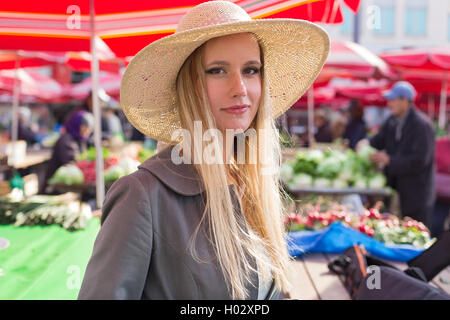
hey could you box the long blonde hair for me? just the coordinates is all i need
[175,35,292,299]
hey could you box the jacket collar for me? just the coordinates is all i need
[138,144,207,196]
[139,144,242,197]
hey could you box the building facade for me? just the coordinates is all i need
[320,0,450,53]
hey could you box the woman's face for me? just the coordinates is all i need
[80,124,93,140]
[201,33,262,134]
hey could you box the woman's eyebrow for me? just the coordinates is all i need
[206,60,261,67]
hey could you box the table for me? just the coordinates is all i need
[287,186,392,197]
[12,149,52,169]
[0,218,100,299]
[288,252,450,300]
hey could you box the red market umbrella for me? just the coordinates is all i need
[0,0,361,58]
[0,37,122,73]
[292,85,336,109]
[380,47,450,129]
[332,79,390,106]
[0,68,65,102]
[325,41,397,80]
[379,47,450,71]
[68,72,121,100]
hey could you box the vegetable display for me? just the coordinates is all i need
[0,190,92,231]
[48,145,152,185]
[284,199,435,248]
[281,146,388,190]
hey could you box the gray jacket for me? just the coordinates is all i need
[78,144,282,300]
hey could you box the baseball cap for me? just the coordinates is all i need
[383,81,417,101]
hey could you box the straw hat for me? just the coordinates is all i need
[121,0,330,143]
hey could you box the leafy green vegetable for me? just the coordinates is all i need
[49,164,84,185]
[139,148,155,163]
[283,147,387,190]
[290,173,313,187]
[104,165,125,183]
[368,173,386,189]
[280,163,294,182]
[314,177,331,188]
[77,146,111,162]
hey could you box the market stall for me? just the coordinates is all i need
[45,141,154,198]
[281,144,392,206]
[0,190,100,299]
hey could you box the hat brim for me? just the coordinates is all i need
[382,91,396,100]
[120,19,330,143]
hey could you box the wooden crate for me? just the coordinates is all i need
[0,181,11,196]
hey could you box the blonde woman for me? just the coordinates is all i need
[78,1,329,300]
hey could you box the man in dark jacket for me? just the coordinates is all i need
[367,81,435,228]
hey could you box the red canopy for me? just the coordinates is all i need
[0,37,123,73]
[325,41,397,80]
[380,47,450,127]
[0,68,66,102]
[68,72,121,100]
[0,0,361,57]
[379,47,450,72]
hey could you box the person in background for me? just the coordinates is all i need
[343,100,367,150]
[359,81,435,228]
[330,115,347,143]
[41,110,94,194]
[102,100,123,137]
[64,90,111,142]
[17,106,39,146]
[314,109,332,143]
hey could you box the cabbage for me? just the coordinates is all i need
[314,177,331,188]
[290,173,313,187]
[357,144,376,161]
[353,176,368,189]
[280,163,294,182]
[118,157,141,175]
[49,164,84,185]
[328,150,347,162]
[105,165,125,183]
[368,174,386,189]
[338,167,353,181]
[332,179,349,189]
[316,157,342,179]
[304,149,324,163]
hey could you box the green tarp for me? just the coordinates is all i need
[0,218,100,299]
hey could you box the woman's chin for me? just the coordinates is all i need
[219,118,253,132]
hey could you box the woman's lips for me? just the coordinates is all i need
[222,105,249,114]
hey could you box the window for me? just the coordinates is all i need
[340,5,354,35]
[448,14,450,41]
[372,6,395,36]
[405,6,427,36]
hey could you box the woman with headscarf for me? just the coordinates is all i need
[41,110,94,193]
[78,1,329,300]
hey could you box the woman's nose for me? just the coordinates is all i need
[230,72,247,98]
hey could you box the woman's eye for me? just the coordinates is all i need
[244,67,260,75]
[205,68,224,75]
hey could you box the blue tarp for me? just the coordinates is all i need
[286,222,425,262]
